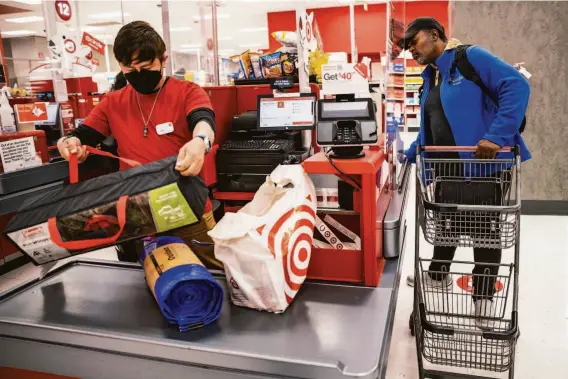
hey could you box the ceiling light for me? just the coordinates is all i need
[171,26,192,32]
[179,49,199,53]
[240,27,268,33]
[83,26,106,32]
[88,12,129,20]
[12,0,41,4]
[218,36,233,41]
[5,16,44,23]
[94,34,114,41]
[180,44,202,48]
[1,30,35,37]
[239,43,263,48]
[193,13,230,21]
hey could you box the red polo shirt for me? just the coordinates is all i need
[83,77,213,214]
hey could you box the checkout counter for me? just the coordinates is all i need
[0,83,411,379]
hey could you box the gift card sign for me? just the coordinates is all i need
[321,63,369,96]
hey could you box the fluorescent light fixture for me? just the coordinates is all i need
[5,16,44,23]
[179,49,199,53]
[180,44,202,48]
[88,12,129,20]
[240,27,268,33]
[12,0,41,4]
[217,36,233,41]
[170,26,193,32]
[193,13,230,21]
[1,30,35,37]
[95,34,115,40]
[239,43,263,48]
[83,26,106,32]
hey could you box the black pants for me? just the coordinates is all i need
[428,168,511,301]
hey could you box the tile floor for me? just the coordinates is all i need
[1,132,567,378]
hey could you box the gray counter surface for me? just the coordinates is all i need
[0,256,403,379]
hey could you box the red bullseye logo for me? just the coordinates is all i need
[258,194,316,304]
[456,275,504,293]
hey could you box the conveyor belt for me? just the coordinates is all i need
[0,259,402,379]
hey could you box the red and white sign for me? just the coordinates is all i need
[14,103,49,123]
[59,102,75,132]
[456,275,504,294]
[321,63,370,96]
[55,0,72,22]
[81,32,105,56]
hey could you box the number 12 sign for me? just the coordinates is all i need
[55,0,72,22]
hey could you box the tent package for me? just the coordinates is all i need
[4,148,209,265]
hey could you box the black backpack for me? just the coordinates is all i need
[450,44,527,134]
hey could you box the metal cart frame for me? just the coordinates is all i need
[410,145,521,379]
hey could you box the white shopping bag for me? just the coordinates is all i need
[208,165,317,313]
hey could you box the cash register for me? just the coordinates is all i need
[217,92,316,192]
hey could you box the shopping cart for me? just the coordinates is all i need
[409,145,521,379]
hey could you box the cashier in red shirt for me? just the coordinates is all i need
[56,21,221,269]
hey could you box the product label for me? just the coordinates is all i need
[0,137,42,173]
[8,222,71,264]
[148,183,198,232]
[143,243,202,297]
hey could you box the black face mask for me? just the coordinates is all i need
[125,67,163,95]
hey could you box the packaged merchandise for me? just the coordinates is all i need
[281,52,297,76]
[208,165,317,313]
[271,31,298,48]
[141,236,224,332]
[0,87,16,133]
[260,51,283,78]
[4,146,209,265]
[313,215,361,251]
[250,52,264,79]
[239,50,255,79]
[230,55,245,79]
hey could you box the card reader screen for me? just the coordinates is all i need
[321,101,371,119]
[258,97,315,130]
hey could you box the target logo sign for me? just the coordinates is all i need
[55,0,72,22]
[257,195,316,304]
[456,275,504,293]
[64,39,76,54]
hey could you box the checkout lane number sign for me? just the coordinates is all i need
[55,0,72,22]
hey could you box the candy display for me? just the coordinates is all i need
[250,52,264,79]
[281,52,297,76]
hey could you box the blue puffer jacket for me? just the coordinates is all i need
[405,43,531,164]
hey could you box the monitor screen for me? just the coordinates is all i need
[258,95,316,131]
[34,103,59,127]
[320,100,371,120]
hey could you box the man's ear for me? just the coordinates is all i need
[162,52,169,67]
[431,29,439,42]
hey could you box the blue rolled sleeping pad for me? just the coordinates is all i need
[140,236,224,332]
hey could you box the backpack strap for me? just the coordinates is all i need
[451,44,499,107]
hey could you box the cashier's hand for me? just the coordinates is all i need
[57,136,89,163]
[475,139,500,159]
[176,138,205,176]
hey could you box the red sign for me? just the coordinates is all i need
[55,0,72,22]
[81,32,105,56]
[59,102,75,132]
[14,103,49,123]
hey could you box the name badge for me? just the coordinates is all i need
[156,122,174,135]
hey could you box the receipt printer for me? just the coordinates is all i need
[316,98,378,149]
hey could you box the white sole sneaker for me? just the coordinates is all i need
[406,274,453,289]
[474,299,496,330]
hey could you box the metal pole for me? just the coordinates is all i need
[211,0,220,86]
[349,2,356,64]
[120,0,125,26]
[161,0,173,76]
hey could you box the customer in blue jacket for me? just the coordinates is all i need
[401,18,530,329]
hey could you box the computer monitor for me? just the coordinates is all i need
[257,93,316,131]
[35,102,61,147]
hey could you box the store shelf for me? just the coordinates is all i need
[406,112,420,115]
[405,72,423,76]
[386,98,405,101]
[387,84,405,89]
[317,207,359,216]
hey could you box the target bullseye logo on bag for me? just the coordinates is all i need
[208,165,317,313]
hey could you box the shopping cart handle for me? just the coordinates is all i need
[421,146,513,153]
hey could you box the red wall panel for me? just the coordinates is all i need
[267,1,449,55]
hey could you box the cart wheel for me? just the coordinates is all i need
[409,312,415,336]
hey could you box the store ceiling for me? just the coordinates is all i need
[0,0,384,57]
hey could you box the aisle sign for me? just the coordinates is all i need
[321,63,369,95]
[55,0,72,22]
[0,137,42,173]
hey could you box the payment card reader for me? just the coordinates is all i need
[316,97,378,159]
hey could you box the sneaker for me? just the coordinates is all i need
[406,274,453,289]
[474,299,496,330]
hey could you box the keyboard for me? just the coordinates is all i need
[220,139,295,153]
